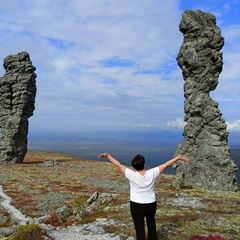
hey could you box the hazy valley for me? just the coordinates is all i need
[28,130,240,179]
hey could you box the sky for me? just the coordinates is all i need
[0,0,240,134]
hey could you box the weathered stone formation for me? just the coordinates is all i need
[173,10,238,191]
[0,52,37,163]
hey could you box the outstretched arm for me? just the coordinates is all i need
[158,155,189,174]
[98,152,126,175]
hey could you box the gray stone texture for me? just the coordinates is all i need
[173,10,238,191]
[0,51,36,163]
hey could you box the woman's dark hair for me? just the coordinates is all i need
[132,154,145,171]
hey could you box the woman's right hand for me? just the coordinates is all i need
[98,152,109,159]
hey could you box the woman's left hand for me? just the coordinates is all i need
[178,155,189,162]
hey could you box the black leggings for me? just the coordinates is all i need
[130,201,157,240]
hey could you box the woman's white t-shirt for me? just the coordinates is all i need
[125,167,160,204]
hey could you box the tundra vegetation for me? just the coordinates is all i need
[0,152,239,239]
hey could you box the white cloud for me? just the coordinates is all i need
[132,124,152,128]
[0,0,239,133]
[227,120,240,131]
[167,118,186,129]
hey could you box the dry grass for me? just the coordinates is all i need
[0,151,240,239]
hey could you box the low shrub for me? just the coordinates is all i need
[190,234,229,240]
[73,194,88,207]
[11,222,46,240]
[43,210,61,227]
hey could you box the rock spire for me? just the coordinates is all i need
[0,52,37,163]
[173,10,238,191]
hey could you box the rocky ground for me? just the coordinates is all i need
[0,152,240,240]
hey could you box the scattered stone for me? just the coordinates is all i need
[55,205,71,220]
[0,213,8,225]
[42,159,62,167]
[169,193,205,209]
[73,192,115,221]
[0,226,17,238]
[87,191,99,204]
[157,222,178,240]
[45,218,130,240]
[126,237,134,240]
[173,10,238,191]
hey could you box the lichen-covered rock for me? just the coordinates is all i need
[173,10,238,191]
[0,52,37,163]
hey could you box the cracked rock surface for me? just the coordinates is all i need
[173,10,238,191]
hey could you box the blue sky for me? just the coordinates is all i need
[0,0,239,133]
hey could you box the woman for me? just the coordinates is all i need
[98,152,189,240]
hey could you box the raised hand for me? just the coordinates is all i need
[177,155,189,162]
[98,152,108,159]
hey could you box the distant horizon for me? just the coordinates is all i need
[28,130,184,173]
[27,129,240,175]
[28,128,240,146]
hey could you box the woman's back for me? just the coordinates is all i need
[125,167,159,204]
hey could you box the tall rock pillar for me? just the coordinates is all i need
[173,10,238,191]
[0,52,37,163]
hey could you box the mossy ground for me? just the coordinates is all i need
[0,152,239,239]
